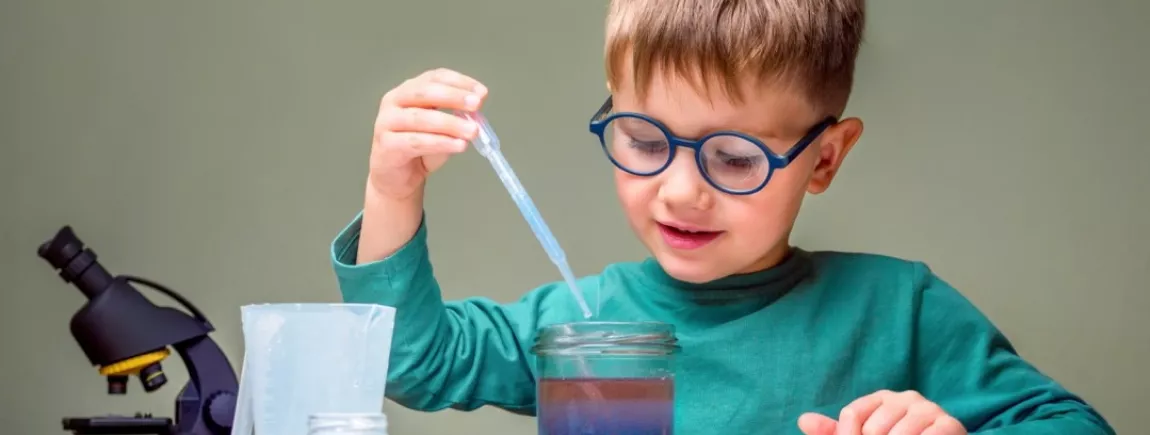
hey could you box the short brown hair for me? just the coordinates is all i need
[605,0,866,116]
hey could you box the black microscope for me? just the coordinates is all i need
[38,226,239,435]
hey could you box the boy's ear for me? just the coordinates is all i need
[807,117,863,194]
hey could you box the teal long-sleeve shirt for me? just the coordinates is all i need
[330,214,1113,434]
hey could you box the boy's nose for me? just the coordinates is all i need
[656,152,713,212]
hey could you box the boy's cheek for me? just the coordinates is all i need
[764,164,821,201]
[613,171,652,207]
[614,172,655,226]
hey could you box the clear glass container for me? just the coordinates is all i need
[531,321,680,434]
[307,413,388,435]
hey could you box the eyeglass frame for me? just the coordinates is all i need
[588,96,838,195]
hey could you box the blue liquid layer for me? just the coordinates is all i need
[538,399,673,435]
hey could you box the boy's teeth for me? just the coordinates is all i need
[664,223,710,234]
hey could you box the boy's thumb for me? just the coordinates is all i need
[797,412,837,435]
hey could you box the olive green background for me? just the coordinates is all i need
[1,1,1146,434]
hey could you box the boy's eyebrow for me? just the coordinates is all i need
[745,114,832,143]
[675,110,814,143]
[617,98,810,143]
[641,113,789,142]
[673,123,787,144]
[710,122,792,143]
[744,126,786,142]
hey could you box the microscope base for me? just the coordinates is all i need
[63,414,174,435]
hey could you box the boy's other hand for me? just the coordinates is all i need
[798,390,966,435]
[369,68,488,201]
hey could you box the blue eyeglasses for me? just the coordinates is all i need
[588,96,837,195]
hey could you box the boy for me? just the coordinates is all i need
[330,0,1114,433]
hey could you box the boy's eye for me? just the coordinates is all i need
[628,139,668,154]
[703,137,765,169]
[700,136,769,188]
[715,150,762,168]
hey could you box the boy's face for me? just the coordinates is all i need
[608,70,863,283]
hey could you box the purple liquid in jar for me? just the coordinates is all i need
[538,377,673,435]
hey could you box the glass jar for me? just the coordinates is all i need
[307,413,388,435]
[531,321,680,435]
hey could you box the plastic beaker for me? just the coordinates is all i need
[231,303,396,435]
[531,321,680,434]
[308,413,389,435]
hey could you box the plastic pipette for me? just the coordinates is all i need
[457,111,594,319]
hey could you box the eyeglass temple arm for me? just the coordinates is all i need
[779,117,837,165]
[590,96,614,124]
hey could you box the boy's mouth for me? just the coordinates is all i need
[657,222,723,250]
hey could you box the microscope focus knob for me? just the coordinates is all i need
[204,391,237,433]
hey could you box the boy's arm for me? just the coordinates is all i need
[912,264,1115,434]
[331,211,569,415]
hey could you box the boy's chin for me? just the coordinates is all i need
[655,254,726,284]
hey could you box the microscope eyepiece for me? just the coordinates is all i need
[38,226,114,299]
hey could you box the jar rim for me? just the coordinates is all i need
[531,321,679,355]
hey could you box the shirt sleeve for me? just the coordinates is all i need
[329,212,574,415]
[912,263,1115,434]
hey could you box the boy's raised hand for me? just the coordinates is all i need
[798,390,967,435]
[369,68,488,201]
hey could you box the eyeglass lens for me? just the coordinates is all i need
[602,115,772,193]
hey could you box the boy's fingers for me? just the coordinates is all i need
[388,82,483,112]
[379,131,468,157]
[382,108,478,140]
[797,413,837,435]
[420,67,487,95]
[859,403,907,435]
[887,403,939,435]
[421,153,452,174]
[919,415,966,435]
[835,408,862,435]
[841,392,886,426]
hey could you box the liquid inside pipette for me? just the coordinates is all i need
[458,111,594,319]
